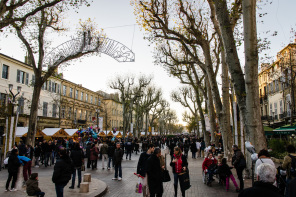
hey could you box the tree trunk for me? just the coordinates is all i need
[242,0,266,150]
[26,77,42,146]
[221,50,233,158]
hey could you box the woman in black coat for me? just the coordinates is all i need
[147,148,163,197]
[6,149,21,191]
[170,146,188,197]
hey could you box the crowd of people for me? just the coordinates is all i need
[2,135,296,197]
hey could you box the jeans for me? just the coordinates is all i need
[23,160,32,181]
[285,178,292,197]
[55,184,66,197]
[126,150,131,159]
[44,152,51,167]
[6,172,17,189]
[236,167,244,190]
[207,169,215,182]
[102,154,108,168]
[52,151,57,164]
[91,160,97,169]
[192,152,196,158]
[71,168,82,187]
[115,164,122,178]
[35,156,40,166]
[35,191,45,197]
[87,157,91,168]
[173,173,185,197]
[108,157,114,168]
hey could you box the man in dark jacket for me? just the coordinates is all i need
[34,143,42,167]
[52,148,74,197]
[137,144,155,197]
[69,143,84,189]
[232,144,246,191]
[112,142,124,181]
[239,163,283,197]
[147,148,164,197]
[125,139,133,160]
[5,149,21,191]
[107,142,115,170]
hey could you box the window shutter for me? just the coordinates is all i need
[57,84,60,94]
[25,73,29,85]
[16,70,20,83]
[32,75,35,85]
[48,80,51,92]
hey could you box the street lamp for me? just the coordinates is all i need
[8,84,22,115]
[96,109,100,132]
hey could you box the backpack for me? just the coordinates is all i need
[289,154,296,177]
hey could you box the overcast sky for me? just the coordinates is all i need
[0,0,295,126]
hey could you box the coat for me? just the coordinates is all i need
[202,157,217,171]
[8,154,21,174]
[90,147,99,161]
[70,149,84,167]
[238,181,283,197]
[26,179,41,196]
[147,154,163,195]
[113,148,124,165]
[232,149,245,169]
[137,152,151,177]
[52,155,74,185]
[170,154,188,174]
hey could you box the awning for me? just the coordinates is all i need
[23,130,46,138]
[271,125,296,135]
[116,132,122,138]
[43,128,69,137]
[107,131,114,136]
[98,132,106,137]
[64,129,78,136]
[16,127,28,137]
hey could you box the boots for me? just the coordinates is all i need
[174,185,178,197]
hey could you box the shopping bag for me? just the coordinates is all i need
[81,164,85,171]
[162,169,171,182]
[179,170,191,190]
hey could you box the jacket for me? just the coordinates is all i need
[202,157,217,171]
[100,144,108,154]
[170,154,188,174]
[238,181,283,197]
[190,142,197,152]
[34,146,41,157]
[52,155,73,185]
[107,145,115,157]
[90,147,99,161]
[137,152,151,177]
[70,149,84,167]
[26,179,41,196]
[113,148,124,165]
[282,153,296,178]
[232,149,245,169]
[147,154,163,194]
[218,163,232,177]
[8,154,21,173]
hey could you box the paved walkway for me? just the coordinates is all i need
[0,149,251,197]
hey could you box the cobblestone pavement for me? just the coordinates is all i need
[0,149,250,197]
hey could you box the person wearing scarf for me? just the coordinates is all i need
[170,146,188,197]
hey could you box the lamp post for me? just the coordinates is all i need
[4,84,21,159]
[96,109,100,132]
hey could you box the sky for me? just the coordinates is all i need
[0,0,295,126]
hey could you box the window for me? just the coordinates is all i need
[48,80,51,92]
[81,92,84,101]
[69,88,73,98]
[17,97,24,114]
[280,100,283,114]
[17,69,28,85]
[57,84,60,94]
[274,102,277,117]
[0,93,7,107]
[74,109,77,120]
[52,82,56,93]
[52,104,57,117]
[32,75,35,85]
[90,96,93,104]
[79,110,82,119]
[43,102,48,117]
[98,98,101,106]
[2,64,9,79]
[269,103,272,117]
[61,106,65,118]
[86,94,88,102]
[95,97,97,105]
[85,111,88,120]
[75,90,78,99]
[89,112,92,121]
[63,85,66,96]
[42,81,47,90]
[68,107,72,119]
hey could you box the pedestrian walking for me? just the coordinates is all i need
[112,142,124,181]
[232,144,246,191]
[100,141,108,169]
[90,143,99,170]
[5,149,21,192]
[147,148,164,197]
[170,146,188,197]
[69,143,84,189]
[125,139,133,160]
[107,142,115,170]
[200,139,205,158]
[190,140,197,159]
[137,144,155,197]
[85,142,91,168]
[34,143,42,167]
[52,148,74,197]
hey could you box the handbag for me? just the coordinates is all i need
[162,153,171,182]
[179,169,191,190]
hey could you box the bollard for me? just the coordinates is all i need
[80,182,89,193]
[83,173,91,182]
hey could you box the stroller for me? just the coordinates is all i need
[276,166,286,195]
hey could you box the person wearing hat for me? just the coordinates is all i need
[26,173,45,197]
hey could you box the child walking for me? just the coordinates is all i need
[218,158,239,192]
